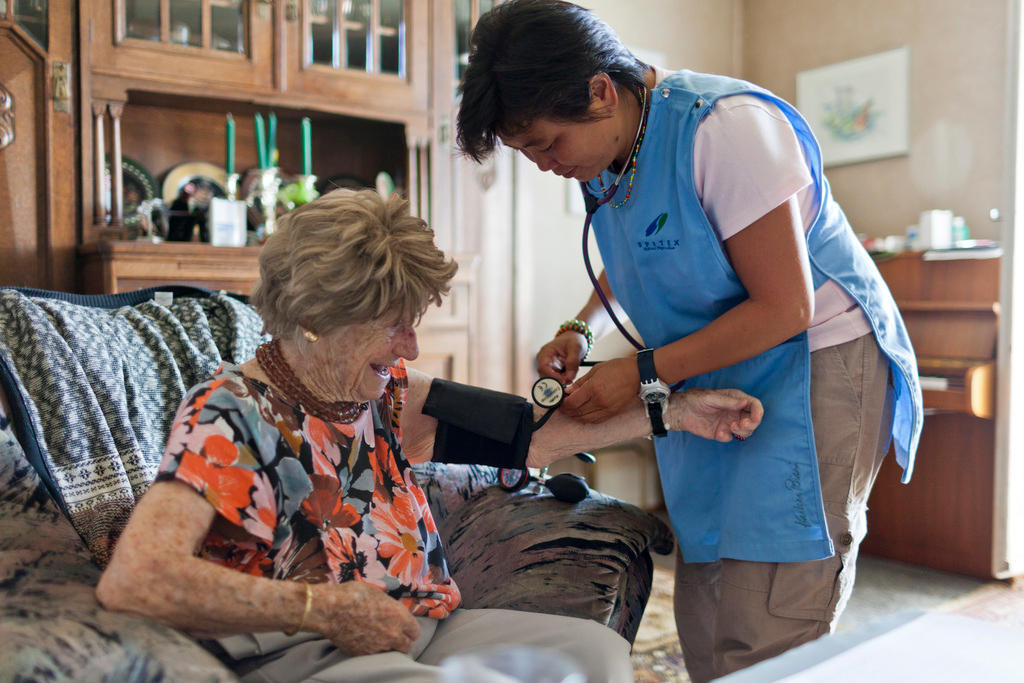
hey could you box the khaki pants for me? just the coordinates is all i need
[673,333,895,683]
[216,607,634,683]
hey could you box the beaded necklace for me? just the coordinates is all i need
[255,338,367,423]
[598,86,650,209]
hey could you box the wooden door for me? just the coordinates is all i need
[0,0,76,290]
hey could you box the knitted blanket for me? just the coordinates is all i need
[0,288,265,565]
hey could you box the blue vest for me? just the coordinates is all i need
[590,71,923,563]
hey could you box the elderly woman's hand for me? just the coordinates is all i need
[311,581,421,656]
[670,388,764,442]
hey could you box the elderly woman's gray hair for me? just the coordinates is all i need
[251,188,458,338]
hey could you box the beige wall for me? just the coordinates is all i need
[742,0,1009,241]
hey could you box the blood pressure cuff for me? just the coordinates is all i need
[422,378,534,470]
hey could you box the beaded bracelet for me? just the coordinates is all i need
[556,319,594,359]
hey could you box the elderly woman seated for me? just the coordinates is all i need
[96,188,762,682]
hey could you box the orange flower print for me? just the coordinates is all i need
[203,433,239,466]
[176,449,255,526]
[241,471,278,544]
[306,419,351,474]
[323,527,386,584]
[404,469,438,536]
[175,376,231,429]
[371,493,425,585]
[302,474,359,530]
[309,418,355,451]
[371,441,405,504]
[401,584,461,619]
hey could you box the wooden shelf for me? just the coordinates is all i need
[895,300,1001,314]
[78,240,262,296]
[864,251,1001,578]
[918,357,996,418]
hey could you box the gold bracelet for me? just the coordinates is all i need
[283,580,313,636]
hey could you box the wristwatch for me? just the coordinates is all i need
[637,348,670,437]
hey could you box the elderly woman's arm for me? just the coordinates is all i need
[399,368,762,467]
[96,480,420,656]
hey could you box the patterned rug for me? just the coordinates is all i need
[630,567,1024,682]
[632,567,689,682]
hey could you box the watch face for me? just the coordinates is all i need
[531,376,564,408]
[499,467,530,491]
[641,388,669,403]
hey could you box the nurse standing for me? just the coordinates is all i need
[455,1,923,681]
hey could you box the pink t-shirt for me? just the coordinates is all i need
[690,91,871,351]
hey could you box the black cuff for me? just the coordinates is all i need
[422,378,534,470]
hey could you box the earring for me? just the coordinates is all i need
[304,330,319,343]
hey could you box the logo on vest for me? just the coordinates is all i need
[785,464,813,528]
[637,212,679,251]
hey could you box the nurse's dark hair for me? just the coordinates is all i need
[456,0,648,162]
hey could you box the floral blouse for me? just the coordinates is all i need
[155,359,461,618]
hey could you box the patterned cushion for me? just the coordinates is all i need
[0,287,265,565]
[0,404,237,681]
[414,462,674,644]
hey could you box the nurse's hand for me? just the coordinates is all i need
[560,356,640,423]
[536,332,588,384]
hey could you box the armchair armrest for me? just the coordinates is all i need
[413,463,673,644]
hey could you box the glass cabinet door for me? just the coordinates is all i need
[122,0,245,53]
[454,0,493,87]
[12,0,49,48]
[308,0,405,77]
[87,0,272,90]
[288,0,427,116]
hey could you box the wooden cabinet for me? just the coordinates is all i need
[0,0,78,291]
[79,240,262,294]
[863,251,1001,579]
[2,3,510,387]
[85,0,427,121]
[79,0,431,239]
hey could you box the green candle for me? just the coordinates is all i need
[254,113,267,170]
[301,117,312,176]
[225,113,236,175]
[268,112,277,167]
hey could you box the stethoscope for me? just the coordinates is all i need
[575,86,650,359]
[577,180,645,360]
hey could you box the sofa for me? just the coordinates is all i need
[0,286,673,681]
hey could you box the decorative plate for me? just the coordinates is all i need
[104,156,157,228]
[162,161,228,204]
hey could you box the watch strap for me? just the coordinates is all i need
[637,348,658,383]
[637,348,668,437]
[646,399,667,437]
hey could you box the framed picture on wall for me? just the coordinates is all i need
[796,46,910,167]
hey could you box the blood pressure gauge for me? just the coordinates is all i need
[499,377,566,491]
[531,376,564,409]
[499,466,531,491]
